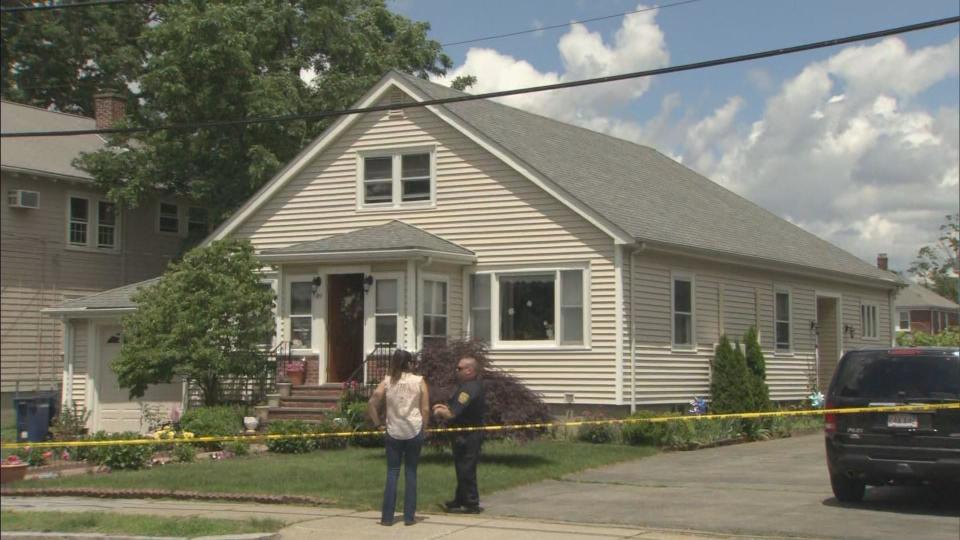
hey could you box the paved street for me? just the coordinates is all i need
[484,434,960,540]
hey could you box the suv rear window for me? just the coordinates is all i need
[831,351,960,401]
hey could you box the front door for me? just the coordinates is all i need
[816,297,840,391]
[327,274,365,382]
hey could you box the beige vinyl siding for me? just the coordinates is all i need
[70,320,88,409]
[629,251,893,405]
[1,172,179,393]
[234,94,618,404]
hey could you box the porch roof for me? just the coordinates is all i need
[42,278,159,318]
[258,220,476,263]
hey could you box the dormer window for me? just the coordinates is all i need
[358,148,435,209]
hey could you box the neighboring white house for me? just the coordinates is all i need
[49,71,900,431]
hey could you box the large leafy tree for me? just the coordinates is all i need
[115,239,275,406]
[909,213,959,303]
[5,1,451,222]
[1,0,155,115]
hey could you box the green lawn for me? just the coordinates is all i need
[0,511,285,537]
[16,440,656,510]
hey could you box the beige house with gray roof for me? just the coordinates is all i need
[1,99,196,423]
[50,71,901,430]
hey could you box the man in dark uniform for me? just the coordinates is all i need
[432,355,486,513]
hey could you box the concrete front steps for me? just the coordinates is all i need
[258,383,344,424]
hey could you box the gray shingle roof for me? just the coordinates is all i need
[46,278,159,312]
[895,283,960,310]
[1,100,105,180]
[261,220,474,257]
[392,71,895,283]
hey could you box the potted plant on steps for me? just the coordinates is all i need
[284,359,306,386]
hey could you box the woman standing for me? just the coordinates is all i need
[368,349,430,526]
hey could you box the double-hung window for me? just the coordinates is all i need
[68,195,119,250]
[861,303,878,339]
[470,274,492,342]
[289,282,312,350]
[897,311,910,331]
[187,207,208,237]
[69,197,89,246]
[97,201,117,248]
[360,149,434,208]
[422,279,448,347]
[159,202,179,233]
[470,268,586,347]
[672,275,694,348]
[375,279,399,347]
[775,289,791,351]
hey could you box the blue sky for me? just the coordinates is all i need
[390,0,960,273]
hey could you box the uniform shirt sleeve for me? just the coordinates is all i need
[447,381,480,418]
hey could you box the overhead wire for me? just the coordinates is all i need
[1,15,958,139]
[439,0,707,47]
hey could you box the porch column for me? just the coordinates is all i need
[406,259,417,351]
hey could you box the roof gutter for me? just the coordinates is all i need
[1,165,94,184]
[41,307,136,319]
[635,239,901,290]
[258,248,476,265]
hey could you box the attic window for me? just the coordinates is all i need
[359,148,435,209]
[388,91,404,118]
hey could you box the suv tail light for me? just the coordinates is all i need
[824,401,837,434]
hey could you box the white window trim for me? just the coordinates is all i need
[466,272,491,343]
[670,271,696,352]
[355,145,437,211]
[363,272,404,355]
[896,310,911,332]
[861,302,879,340]
[774,286,793,355]
[65,192,121,253]
[157,201,182,235]
[286,274,317,354]
[472,264,591,351]
[419,273,449,348]
[259,276,280,349]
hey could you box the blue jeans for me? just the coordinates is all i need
[381,430,424,524]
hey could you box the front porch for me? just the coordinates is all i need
[257,220,476,423]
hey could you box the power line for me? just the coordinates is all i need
[440,0,707,47]
[2,15,958,139]
[1,0,148,13]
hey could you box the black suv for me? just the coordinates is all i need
[824,347,960,502]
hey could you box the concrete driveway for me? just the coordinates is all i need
[483,434,959,540]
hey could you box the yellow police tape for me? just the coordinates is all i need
[2,402,957,450]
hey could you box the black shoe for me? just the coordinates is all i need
[461,506,484,514]
[404,520,417,526]
[378,520,394,526]
[442,500,462,512]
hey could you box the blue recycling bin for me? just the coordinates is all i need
[13,394,58,442]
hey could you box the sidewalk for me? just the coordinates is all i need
[1,496,803,539]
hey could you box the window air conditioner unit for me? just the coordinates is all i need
[8,190,40,209]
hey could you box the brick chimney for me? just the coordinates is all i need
[877,253,888,271]
[94,91,126,129]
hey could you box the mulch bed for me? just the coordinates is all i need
[0,487,332,506]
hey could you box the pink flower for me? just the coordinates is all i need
[42,450,53,460]
[6,455,22,464]
[61,450,71,461]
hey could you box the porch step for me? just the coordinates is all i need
[289,384,343,398]
[266,407,335,421]
[279,395,340,408]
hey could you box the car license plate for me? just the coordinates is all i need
[887,413,918,428]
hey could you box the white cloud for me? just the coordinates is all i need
[435,3,668,127]
[689,37,960,271]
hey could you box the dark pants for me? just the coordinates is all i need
[452,432,483,508]
[382,431,424,524]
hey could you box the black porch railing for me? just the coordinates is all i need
[344,342,398,401]
[187,341,291,408]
